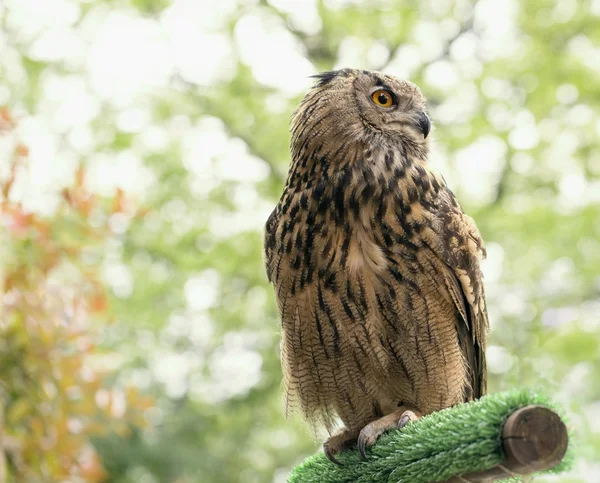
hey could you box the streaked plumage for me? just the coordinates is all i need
[264,69,488,460]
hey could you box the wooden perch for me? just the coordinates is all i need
[442,405,568,483]
[288,390,572,483]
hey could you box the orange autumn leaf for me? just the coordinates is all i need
[62,188,73,205]
[15,143,29,156]
[0,112,153,481]
[32,218,51,238]
[0,106,11,121]
[4,269,26,291]
[75,165,86,188]
[112,188,126,214]
[80,451,109,482]
[2,177,14,198]
[88,293,108,313]
[0,106,13,130]
[77,194,96,216]
[4,209,35,236]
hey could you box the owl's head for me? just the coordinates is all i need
[292,69,431,160]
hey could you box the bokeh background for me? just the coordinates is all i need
[0,0,599,482]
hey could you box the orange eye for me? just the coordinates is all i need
[371,89,395,108]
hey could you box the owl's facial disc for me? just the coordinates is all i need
[294,70,431,161]
[366,87,430,139]
[352,71,431,141]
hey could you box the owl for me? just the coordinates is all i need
[264,69,488,464]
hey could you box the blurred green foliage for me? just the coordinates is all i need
[0,114,152,481]
[1,0,599,482]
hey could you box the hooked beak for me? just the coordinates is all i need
[417,111,431,139]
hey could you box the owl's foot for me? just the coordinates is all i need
[357,406,421,460]
[323,427,360,466]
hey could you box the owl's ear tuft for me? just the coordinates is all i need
[311,69,351,88]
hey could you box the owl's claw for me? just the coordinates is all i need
[357,408,421,460]
[397,414,411,429]
[323,428,359,466]
[323,445,343,466]
[357,433,370,461]
[357,426,379,461]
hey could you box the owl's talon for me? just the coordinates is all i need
[397,414,410,429]
[323,445,344,466]
[357,423,383,460]
[397,409,419,429]
[357,433,370,460]
[323,428,359,466]
[357,407,421,459]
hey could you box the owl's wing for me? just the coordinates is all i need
[264,208,300,413]
[263,208,280,285]
[264,207,338,430]
[439,256,487,399]
[423,189,488,399]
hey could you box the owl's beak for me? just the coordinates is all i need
[417,111,431,139]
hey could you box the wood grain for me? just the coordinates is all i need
[441,405,568,483]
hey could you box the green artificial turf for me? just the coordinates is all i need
[288,390,573,483]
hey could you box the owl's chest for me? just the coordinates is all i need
[340,222,388,274]
[282,212,388,303]
[273,175,436,291]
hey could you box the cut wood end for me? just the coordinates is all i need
[502,404,569,473]
[441,404,569,483]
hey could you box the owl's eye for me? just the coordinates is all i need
[371,89,395,108]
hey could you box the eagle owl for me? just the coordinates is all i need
[264,69,488,463]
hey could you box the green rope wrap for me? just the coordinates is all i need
[288,390,574,483]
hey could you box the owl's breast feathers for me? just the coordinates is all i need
[264,146,488,430]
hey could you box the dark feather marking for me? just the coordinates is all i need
[334,188,345,226]
[376,294,397,332]
[324,272,337,292]
[372,399,383,417]
[388,339,415,393]
[352,352,365,378]
[357,277,369,315]
[292,255,301,270]
[342,300,353,319]
[340,234,351,268]
[312,177,326,200]
[345,279,354,305]
[318,283,341,355]
[300,193,308,210]
[345,391,356,415]
[385,150,394,169]
[314,311,329,359]
[349,194,360,216]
